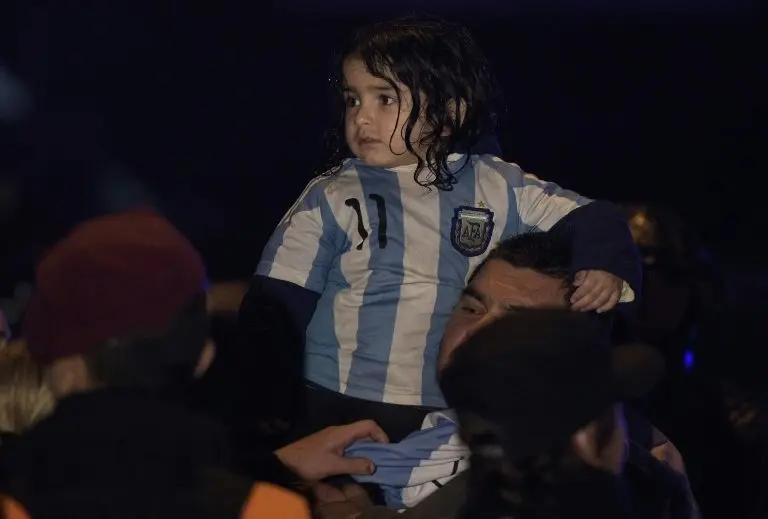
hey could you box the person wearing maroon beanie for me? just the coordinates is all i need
[0,209,388,519]
[22,207,213,390]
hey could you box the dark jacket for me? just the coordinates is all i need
[0,388,302,519]
[460,465,634,519]
[363,449,697,519]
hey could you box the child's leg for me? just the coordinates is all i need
[294,382,436,443]
[292,383,439,507]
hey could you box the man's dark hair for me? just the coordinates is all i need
[83,293,209,392]
[471,231,573,286]
[472,232,618,331]
[324,15,504,190]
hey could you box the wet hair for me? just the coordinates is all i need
[83,293,209,393]
[324,15,503,190]
[460,406,617,519]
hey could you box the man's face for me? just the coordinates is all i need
[438,259,570,371]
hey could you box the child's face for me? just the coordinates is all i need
[343,57,427,169]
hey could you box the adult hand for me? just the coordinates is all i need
[276,420,389,481]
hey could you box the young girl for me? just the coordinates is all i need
[241,16,640,441]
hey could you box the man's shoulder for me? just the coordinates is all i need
[471,154,525,182]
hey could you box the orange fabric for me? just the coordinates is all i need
[0,495,31,519]
[240,483,310,519]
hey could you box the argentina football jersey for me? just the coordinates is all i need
[257,153,590,407]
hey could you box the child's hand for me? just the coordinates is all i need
[570,270,623,313]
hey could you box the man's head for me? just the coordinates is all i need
[441,310,663,479]
[22,209,213,399]
[439,231,574,370]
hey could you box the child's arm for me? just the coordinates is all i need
[237,178,341,423]
[244,176,342,324]
[548,200,641,308]
[256,177,341,295]
[512,171,641,307]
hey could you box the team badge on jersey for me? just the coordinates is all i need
[451,206,495,257]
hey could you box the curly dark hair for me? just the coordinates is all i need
[322,15,504,190]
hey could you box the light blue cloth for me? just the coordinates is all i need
[345,410,470,509]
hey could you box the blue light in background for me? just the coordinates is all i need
[683,350,695,371]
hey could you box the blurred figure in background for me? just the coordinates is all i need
[619,204,722,369]
[0,352,54,436]
[622,204,768,518]
[441,310,673,519]
[0,209,387,519]
[0,308,54,445]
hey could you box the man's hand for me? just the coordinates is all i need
[276,420,389,481]
[571,270,623,313]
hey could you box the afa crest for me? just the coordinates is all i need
[451,206,495,257]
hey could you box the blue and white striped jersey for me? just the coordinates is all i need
[257,154,590,407]
[346,410,468,510]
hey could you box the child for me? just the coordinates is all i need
[241,15,640,441]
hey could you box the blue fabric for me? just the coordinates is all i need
[346,411,469,509]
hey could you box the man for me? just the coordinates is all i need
[323,231,693,519]
[441,309,666,519]
[0,209,387,519]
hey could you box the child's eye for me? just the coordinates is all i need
[345,96,360,108]
[380,95,396,106]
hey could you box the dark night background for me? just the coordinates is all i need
[0,2,761,283]
[0,3,765,516]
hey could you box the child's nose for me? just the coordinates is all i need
[356,104,375,125]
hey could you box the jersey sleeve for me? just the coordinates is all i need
[256,178,341,294]
[513,171,593,232]
[493,159,639,301]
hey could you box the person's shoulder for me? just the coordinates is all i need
[240,482,310,519]
[470,154,526,182]
[302,160,364,200]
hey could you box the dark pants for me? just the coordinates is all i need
[294,382,438,443]
[292,382,439,505]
